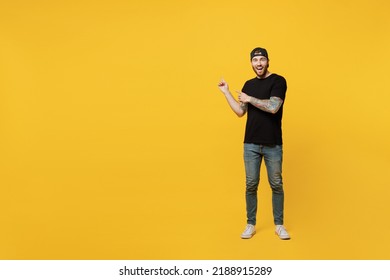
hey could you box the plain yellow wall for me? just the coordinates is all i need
[0,0,389,259]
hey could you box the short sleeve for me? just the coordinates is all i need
[271,76,287,100]
[242,81,249,92]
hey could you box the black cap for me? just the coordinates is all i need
[250,47,268,60]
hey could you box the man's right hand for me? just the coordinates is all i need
[218,79,229,95]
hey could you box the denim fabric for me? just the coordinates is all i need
[244,143,284,225]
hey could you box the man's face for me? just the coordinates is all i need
[251,56,269,78]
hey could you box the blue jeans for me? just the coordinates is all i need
[244,143,284,226]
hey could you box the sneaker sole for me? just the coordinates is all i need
[241,231,256,239]
[275,232,290,240]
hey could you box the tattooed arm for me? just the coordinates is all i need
[237,91,283,114]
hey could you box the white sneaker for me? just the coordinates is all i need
[275,225,290,240]
[241,224,256,239]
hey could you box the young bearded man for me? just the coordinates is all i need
[217,47,290,240]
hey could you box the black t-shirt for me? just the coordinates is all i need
[242,73,287,145]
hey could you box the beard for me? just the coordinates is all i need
[252,63,269,78]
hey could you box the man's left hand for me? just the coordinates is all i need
[237,91,251,103]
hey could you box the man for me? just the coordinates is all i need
[217,47,290,240]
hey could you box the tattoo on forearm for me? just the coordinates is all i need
[249,96,283,114]
[240,102,248,111]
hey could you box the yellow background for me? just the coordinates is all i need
[1,0,389,259]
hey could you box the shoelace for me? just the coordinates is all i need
[276,226,288,235]
[244,225,254,233]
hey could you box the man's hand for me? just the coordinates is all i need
[218,79,230,95]
[217,79,247,117]
[237,91,251,103]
